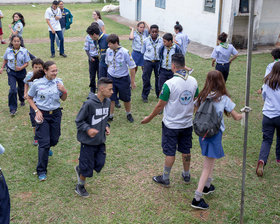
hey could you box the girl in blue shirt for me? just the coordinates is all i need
[191,70,242,210]
[9,12,25,38]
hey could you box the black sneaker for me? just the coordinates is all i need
[182,173,191,184]
[142,98,148,103]
[191,198,209,210]
[75,184,89,198]
[74,165,81,183]
[203,184,215,195]
[60,53,67,58]
[152,175,170,187]
[50,54,55,58]
[108,116,114,122]
[115,102,121,108]
[10,110,17,117]
[127,114,134,123]
[20,101,25,106]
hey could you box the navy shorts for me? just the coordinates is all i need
[29,106,36,127]
[79,143,106,178]
[131,50,144,67]
[108,74,131,102]
[161,122,193,156]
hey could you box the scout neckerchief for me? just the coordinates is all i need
[51,6,58,17]
[96,33,105,59]
[219,42,229,49]
[275,59,279,62]
[12,48,20,68]
[136,30,143,45]
[12,20,21,30]
[113,47,121,70]
[165,44,174,68]
[174,69,188,80]
[149,35,159,59]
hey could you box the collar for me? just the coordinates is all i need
[219,42,229,49]
[275,59,279,62]
[174,69,188,80]
[43,76,56,83]
[150,35,159,43]
[10,46,23,52]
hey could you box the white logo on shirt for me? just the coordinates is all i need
[91,108,109,125]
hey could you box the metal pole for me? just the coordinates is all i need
[240,0,255,223]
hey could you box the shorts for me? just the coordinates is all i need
[161,122,193,156]
[199,130,224,159]
[0,28,3,35]
[79,143,106,177]
[131,50,144,67]
[108,74,131,102]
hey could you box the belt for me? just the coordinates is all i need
[150,60,160,63]
[161,68,171,71]
[40,107,62,115]
[217,62,229,66]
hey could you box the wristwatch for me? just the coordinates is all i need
[35,109,39,113]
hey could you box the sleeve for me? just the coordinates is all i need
[25,50,31,63]
[224,96,236,113]
[159,83,170,101]
[105,49,109,65]
[15,23,23,32]
[75,102,92,133]
[45,9,50,19]
[24,73,32,83]
[3,49,9,60]
[211,48,217,59]
[84,37,89,51]
[56,78,64,97]
[0,11,3,17]
[194,87,199,98]
[175,35,182,46]
[231,46,238,55]
[28,82,37,97]
[262,84,266,101]
[99,20,104,28]
[141,40,146,54]
[125,51,136,69]
[264,63,272,77]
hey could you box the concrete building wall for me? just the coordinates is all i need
[0,0,119,4]
[119,0,136,21]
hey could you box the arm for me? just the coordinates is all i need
[141,100,167,124]
[46,19,55,34]
[231,109,243,121]
[129,27,134,40]
[27,96,44,122]
[24,83,29,99]
[144,22,150,31]
[212,59,216,67]
[9,24,18,35]
[57,83,67,101]
[0,60,8,74]
[16,62,28,72]
[101,25,105,34]
[229,54,238,64]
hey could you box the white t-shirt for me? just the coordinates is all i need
[45,7,62,31]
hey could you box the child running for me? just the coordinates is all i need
[9,12,25,38]
[191,70,242,210]
[24,58,44,146]
[74,77,113,197]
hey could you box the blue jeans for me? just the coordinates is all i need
[7,68,26,112]
[216,63,230,82]
[49,30,64,55]
[55,28,65,49]
[142,60,160,100]
[0,171,10,224]
[259,115,280,164]
[158,68,173,92]
[89,57,99,93]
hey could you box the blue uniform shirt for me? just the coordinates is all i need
[24,71,34,88]
[96,33,109,66]
[13,21,23,37]
[3,47,31,71]
[84,35,98,57]
[265,60,279,77]
[160,44,182,70]
[175,32,190,56]
[105,47,136,78]
[28,76,63,111]
[131,29,149,52]
[211,43,238,64]
[141,36,163,61]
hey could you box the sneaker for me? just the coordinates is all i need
[203,184,215,195]
[33,140,38,146]
[108,116,114,122]
[74,165,81,183]
[38,174,47,181]
[20,101,25,106]
[115,102,121,108]
[127,114,134,123]
[51,54,55,58]
[75,184,89,198]
[152,175,170,187]
[57,48,60,52]
[1,41,7,44]
[191,198,209,210]
[10,110,17,117]
[256,160,264,177]
[60,53,67,58]
[49,149,53,157]
[182,173,191,184]
[142,98,148,103]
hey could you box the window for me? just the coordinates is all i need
[155,0,166,9]
[239,0,249,13]
[204,0,216,13]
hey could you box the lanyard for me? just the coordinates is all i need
[149,36,159,59]
[165,44,174,67]
[51,7,57,17]
[136,30,143,45]
[13,49,20,68]
[113,47,121,70]
[96,33,105,58]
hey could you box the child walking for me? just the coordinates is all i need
[0,35,31,116]
[24,58,44,146]
[9,12,25,38]
[0,10,7,44]
[74,77,113,197]
[191,70,242,210]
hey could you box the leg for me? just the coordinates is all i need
[93,144,106,173]
[55,33,59,49]
[99,64,108,79]
[0,172,11,224]
[17,76,25,103]
[49,31,56,56]
[88,59,96,93]
[7,73,18,112]
[124,101,131,113]
[197,157,215,193]
[56,30,64,55]
[182,154,191,173]
[110,101,115,116]
[154,62,160,97]
[274,116,280,161]
[49,110,62,147]
[141,60,153,100]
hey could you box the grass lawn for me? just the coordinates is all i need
[0,3,279,224]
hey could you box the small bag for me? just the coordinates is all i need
[193,98,222,139]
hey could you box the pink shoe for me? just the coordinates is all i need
[276,159,280,165]
[256,160,264,177]
[1,40,7,44]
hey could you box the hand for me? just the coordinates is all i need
[129,26,133,30]
[24,93,28,100]
[212,61,215,67]
[91,57,95,62]
[51,29,55,34]
[131,81,136,89]
[8,24,12,29]
[57,83,66,93]
[15,66,22,71]
[105,126,110,135]
[0,68,3,74]
[257,89,262,94]
[87,128,99,138]
[35,110,43,123]
[141,116,152,124]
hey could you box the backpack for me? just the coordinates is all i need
[193,98,222,139]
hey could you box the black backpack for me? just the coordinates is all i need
[193,98,222,138]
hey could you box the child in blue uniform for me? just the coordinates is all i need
[74,77,113,197]
[141,24,163,103]
[211,32,238,82]
[174,21,190,56]
[105,34,136,123]
[158,33,182,91]
[27,61,68,181]
[24,58,44,146]
[9,12,24,38]
[0,35,31,116]
[129,21,149,74]
[191,70,242,210]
